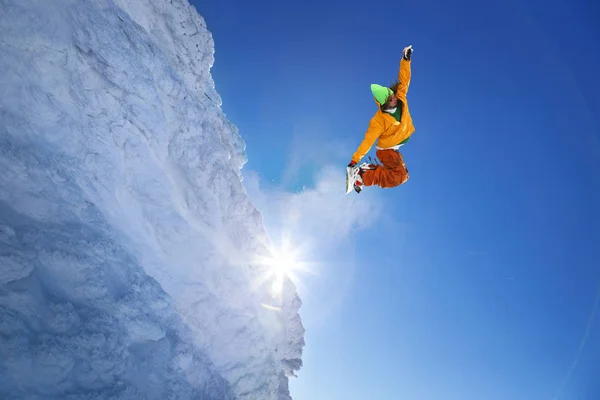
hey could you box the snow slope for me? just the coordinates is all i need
[0,0,304,399]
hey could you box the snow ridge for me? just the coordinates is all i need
[0,0,304,399]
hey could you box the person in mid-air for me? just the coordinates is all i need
[346,45,415,194]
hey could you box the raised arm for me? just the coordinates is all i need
[396,45,413,97]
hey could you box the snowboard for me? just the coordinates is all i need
[346,165,360,194]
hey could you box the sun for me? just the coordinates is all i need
[266,243,302,293]
[252,233,314,301]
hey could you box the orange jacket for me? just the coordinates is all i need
[351,58,415,163]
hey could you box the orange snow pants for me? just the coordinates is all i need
[361,149,409,188]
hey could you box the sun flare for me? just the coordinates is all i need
[252,233,314,301]
[267,245,301,293]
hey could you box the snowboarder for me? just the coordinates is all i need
[346,45,415,194]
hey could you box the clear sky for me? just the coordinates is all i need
[192,0,600,399]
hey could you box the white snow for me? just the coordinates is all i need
[0,0,304,399]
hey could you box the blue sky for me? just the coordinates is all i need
[192,0,600,399]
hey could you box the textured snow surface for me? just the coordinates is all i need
[0,0,304,399]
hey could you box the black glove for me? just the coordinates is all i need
[403,45,413,61]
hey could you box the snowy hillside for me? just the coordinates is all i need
[0,1,304,399]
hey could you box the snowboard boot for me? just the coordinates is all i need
[346,162,372,194]
[353,171,364,193]
[354,162,374,193]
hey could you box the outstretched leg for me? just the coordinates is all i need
[361,149,409,188]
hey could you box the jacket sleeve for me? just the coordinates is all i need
[396,57,411,97]
[351,117,383,163]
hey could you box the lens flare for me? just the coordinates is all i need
[253,233,316,309]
